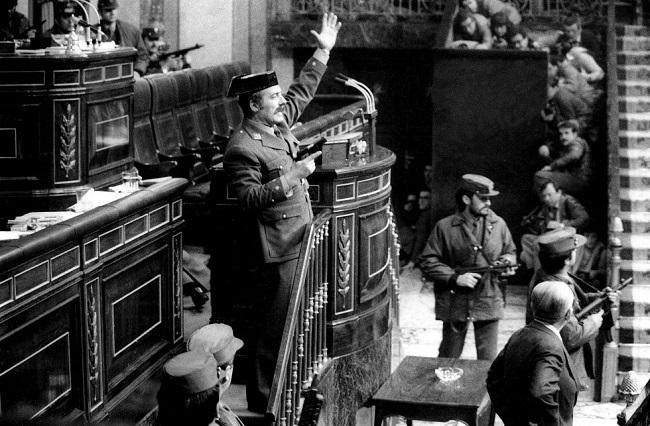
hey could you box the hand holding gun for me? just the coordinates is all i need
[454,260,519,277]
[575,277,631,320]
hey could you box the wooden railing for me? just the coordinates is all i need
[266,210,332,426]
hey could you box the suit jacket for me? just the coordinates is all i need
[526,271,600,383]
[487,320,579,426]
[224,57,326,263]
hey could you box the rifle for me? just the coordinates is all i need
[454,262,518,275]
[158,43,204,60]
[575,277,632,320]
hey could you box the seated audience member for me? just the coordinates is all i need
[157,351,221,426]
[187,324,245,426]
[490,11,512,49]
[487,281,579,426]
[542,82,591,139]
[571,229,607,289]
[558,39,604,85]
[0,0,31,40]
[536,119,591,197]
[548,49,600,110]
[526,227,619,386]
[520,179,589,270]
[559,13,602,64]
[448,9,492,50]
[44,1,79,43]
[459,0,521,26]
[508,26,539,50]
[403,189,434,270]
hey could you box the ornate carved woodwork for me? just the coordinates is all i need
[0,178,187,423]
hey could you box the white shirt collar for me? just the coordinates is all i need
[536,320,563,342]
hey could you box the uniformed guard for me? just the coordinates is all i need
[419,174,517,361]
[222,12,341,413]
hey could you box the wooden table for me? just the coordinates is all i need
[371,357,495,426]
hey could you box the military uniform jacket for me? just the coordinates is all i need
[224,56,326,264]
[487,320,579,426]
[419,210,516,322]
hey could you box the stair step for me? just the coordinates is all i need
[618,52,650,66]
[618,147,650,170]
[222,384,265,425]
[619,95,650,113]
[619,317,650,344]
[617,25,650,37]
[619,112,650,131]
[618,65,650,81]
[619,129,650,148]
[619,285,650,316]
[619,198,650,216]
[620,260,650,283]
[619,344,650,371]
[617,35,650,51]
[620,211,650,234]
[619,168,650,191]
[619,81,650,96]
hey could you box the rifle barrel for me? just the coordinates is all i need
[575,277,632,320]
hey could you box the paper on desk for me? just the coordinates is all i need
[0,231,34,241]
[68,189,127,212]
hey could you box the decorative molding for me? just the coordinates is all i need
[336,216,352,311]
[172,232,183,342]
[86,278,102,409]
[54,101,80,183]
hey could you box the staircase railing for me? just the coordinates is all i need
[266,210,332,426]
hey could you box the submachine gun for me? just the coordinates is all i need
[575,277,632,320]
[158,43,204,61]
[454,261,518,275]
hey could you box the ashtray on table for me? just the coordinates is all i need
[434,367,463,382]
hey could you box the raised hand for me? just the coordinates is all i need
[310,12,342,52]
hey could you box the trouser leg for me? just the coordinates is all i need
[474,320,499,361]
[438,321,469,358]
[247,258,298,412]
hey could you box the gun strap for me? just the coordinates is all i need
[460,219,493,269]
[569,271,601,294]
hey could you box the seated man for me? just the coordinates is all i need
[43,1,78,43]
[542,81,592,137]
[508,26,539,50]
[187,324,245,426]
[490,11,512,49]
[535,119,591,197]
[448,8,492,49]
[520,179,589,270]
[558,13,602,64]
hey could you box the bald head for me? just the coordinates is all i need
[531,281,573,324]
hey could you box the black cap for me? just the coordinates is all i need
[98,0,119,11]
[142,27,162,40]
[227,71,278,97]
[54,0,75,15]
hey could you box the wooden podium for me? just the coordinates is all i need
[0,48,138,219]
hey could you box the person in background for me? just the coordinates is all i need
[157,351,221,426]
[187,324,245,426]
[45,0,76,37]
[520,179,589,271]
[98,0,148,77]
[419,174,516,361]
[403,189,434,270]
[459,0,521,26]
[571,229,607,289]
[508,26,539,50]
[0,0,30,40]
[448,8,492,49]
[536,119,591,197]
[142,26,182,75]
[526,227,619,388]
[487,281,579,426]
[558,39,604,86]
[490,11,512,49]
[559,13,602,64]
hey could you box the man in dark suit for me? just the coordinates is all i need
[98,0,148,77]
[223,12,341,413]
[559,14,602,64]
[487,280,579,426]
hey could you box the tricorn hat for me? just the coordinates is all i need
[187,323,244,366]
[227,71,278,97]
[460,174,500,197]
[162,351,219,395]
[98,0,119,11]
[142,27,162,40]
[537,226,586,255]
[54,0,76,15]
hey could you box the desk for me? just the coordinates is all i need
[372,357,495,426]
